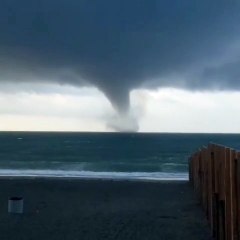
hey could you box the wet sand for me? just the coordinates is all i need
[0,178,212,240]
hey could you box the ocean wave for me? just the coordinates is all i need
[0,169,188,181]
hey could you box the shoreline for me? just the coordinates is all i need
[0,174,189,182]
[0,175,189,183]
[0,169,189,181]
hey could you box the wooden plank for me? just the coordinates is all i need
[219,146,226,240]
[213,145,222,240]
[192,154,196,190]
[214,144,220,195]
[202,147,208,214]
[189,156,192,184]
[191,154,195,189]
[205,146,211,221]
[219,146,226,201]
[236,152,240,240]
[230,150,237,240]
[225,147,232,240]
[199,149,204,204]
[208,143,215,236]
[211,144,220,238]
[192,154,196,192]
[216,145,224,238]
[195,151,200,197]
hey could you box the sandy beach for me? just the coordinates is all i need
[0,178,211,240]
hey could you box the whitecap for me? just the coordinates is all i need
[0,169,189,181]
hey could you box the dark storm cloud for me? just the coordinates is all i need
[198,59,240,90]
[0,0,240,112]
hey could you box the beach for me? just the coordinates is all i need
[0,178,211,240]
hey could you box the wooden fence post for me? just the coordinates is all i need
[219,146,226,240]
[230,150,237,240]
[236,152,240,239]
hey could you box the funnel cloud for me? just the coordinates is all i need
[0,0,240,131]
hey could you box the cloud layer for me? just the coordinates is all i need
[0,0,240,114]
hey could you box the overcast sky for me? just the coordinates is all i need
[0,0,240,132]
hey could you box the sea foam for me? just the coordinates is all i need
[0,169,188,181]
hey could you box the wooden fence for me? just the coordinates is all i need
[189,143,240,240]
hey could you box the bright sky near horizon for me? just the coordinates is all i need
[1,84,240,133]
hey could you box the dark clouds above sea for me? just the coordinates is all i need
[0,0,240,112]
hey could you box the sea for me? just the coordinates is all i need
[0,132,240,181]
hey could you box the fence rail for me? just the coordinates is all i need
[189,143,240,240]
